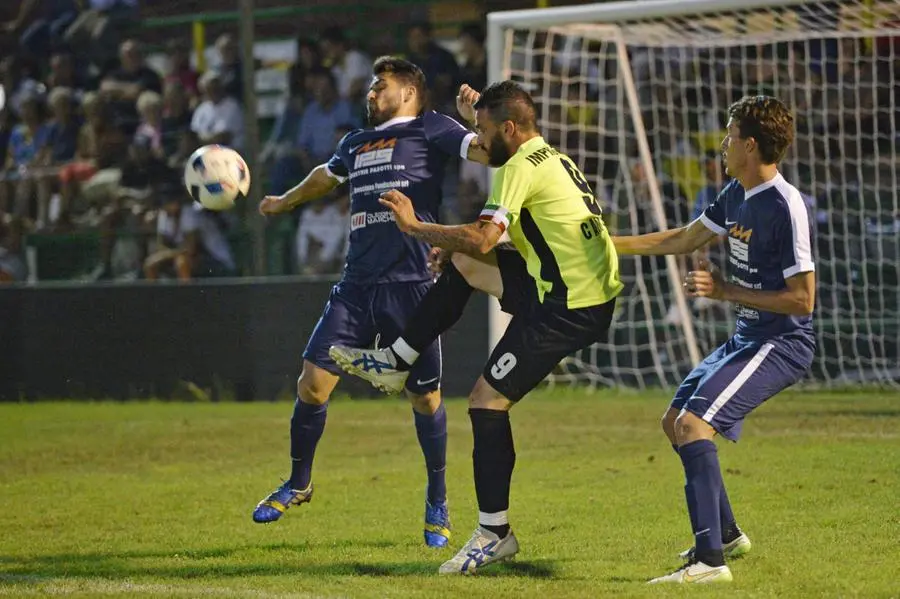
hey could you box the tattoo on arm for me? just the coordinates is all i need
[409,221,491,254]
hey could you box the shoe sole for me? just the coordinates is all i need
[329,348,405,394]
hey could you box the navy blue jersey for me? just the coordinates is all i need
[700,173,815,342]
[325,112,475,285]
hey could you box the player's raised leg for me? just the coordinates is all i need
[253,360,336,522]
[329,252,502,393]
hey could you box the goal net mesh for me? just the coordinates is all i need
[499,0,900,388]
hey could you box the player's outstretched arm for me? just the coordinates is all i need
[612,218,718,256]
[456,84,491,165]
[379,189,502,255]
[685,260,816,316]
[259,164,340,216]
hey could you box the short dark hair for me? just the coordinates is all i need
[473,80,537,131]
[373,56,427,111]
[728,95,795,165]
[321,26,346,45]
[459,22,485,46]
[308,65,336,90]
[409,21,433,36]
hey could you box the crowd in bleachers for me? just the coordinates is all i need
[0,7,490,283]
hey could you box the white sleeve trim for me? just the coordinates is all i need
[783,261,815,279]
[700,213,727,235]
[460,132,477,159]
[323,164,347,183]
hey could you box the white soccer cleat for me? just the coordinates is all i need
[328,345,409,395]
[648,560,733,584]
[679,532,752,561]
[438,526,519,575]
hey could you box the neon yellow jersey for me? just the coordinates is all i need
[479,136,623,309]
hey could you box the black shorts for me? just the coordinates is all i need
[486,248,616,402]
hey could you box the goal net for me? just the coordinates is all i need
[487,0,900,388]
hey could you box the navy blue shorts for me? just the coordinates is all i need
[303,280,441,395]
[671,333,815,441]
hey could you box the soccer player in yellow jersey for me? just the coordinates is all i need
[330,80,623,574]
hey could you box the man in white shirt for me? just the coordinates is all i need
[191,70,245,150]
[319,27,371,103]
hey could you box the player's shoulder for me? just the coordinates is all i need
[335,127,368,151]
[422,110,467,132]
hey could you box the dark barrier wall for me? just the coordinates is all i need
[0,279,489,401]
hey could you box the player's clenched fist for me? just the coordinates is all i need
[379,189,419,233]
[684,258,726,300]
[427,247,451,274]
[456,83,481,125]
[259,195,292,216]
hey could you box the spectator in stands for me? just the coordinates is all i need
[3,0,79,60]
[261,67,311,194]
[100,39,162,135]
[295,192,350,275]
[191,70,244,151]
[144,197,236,281]
[164,39,199,101]
[45,52,86,100]
[213,33,243,102]
[135,90,164,159]
[0,217,27,283]
[0,56,44,119]
[161,81,194,166]
[406,21,459,112]
[690,150,726,220]
[458,23,487,95]
[4,93,51,226]
[0,109,11,214]
[296,67,358,172]
[319,27,371,104]
[37,86,80,227]
[57,92,128,229]
[64,0,140,69]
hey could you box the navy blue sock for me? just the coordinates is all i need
[679,439,725,567]
[414,403,448,505]
[720,484,740,542]
[289,398,328,490]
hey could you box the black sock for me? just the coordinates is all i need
[393,262,474,371]
[470,408,515,539]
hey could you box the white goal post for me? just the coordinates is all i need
[486,0,900,388]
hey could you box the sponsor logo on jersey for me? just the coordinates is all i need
[353,137,397,169]
[728,224,752,262]
[350,211,397,232]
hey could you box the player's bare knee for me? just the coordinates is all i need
[674,410,713,444]
[468,377,513,411]
[409,390,441,415]
[296,365,335,405]
[661,409,678,442]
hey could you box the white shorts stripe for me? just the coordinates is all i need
[701,343,775,422]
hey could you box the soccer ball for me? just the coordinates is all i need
[184,145,250,211]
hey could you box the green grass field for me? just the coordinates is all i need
[1,390,897,598]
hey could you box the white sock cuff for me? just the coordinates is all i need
[478,511,509,526]
[391,337,420,365]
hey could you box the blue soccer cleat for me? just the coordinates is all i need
[252,481,313,523]
[424,500,451,548]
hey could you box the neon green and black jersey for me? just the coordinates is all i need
[479,136,623,309]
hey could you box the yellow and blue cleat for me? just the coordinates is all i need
[424,500,451,548]
[252,481,313,523]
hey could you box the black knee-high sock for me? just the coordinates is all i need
[390,262,474,370]
[469,408,515,538]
